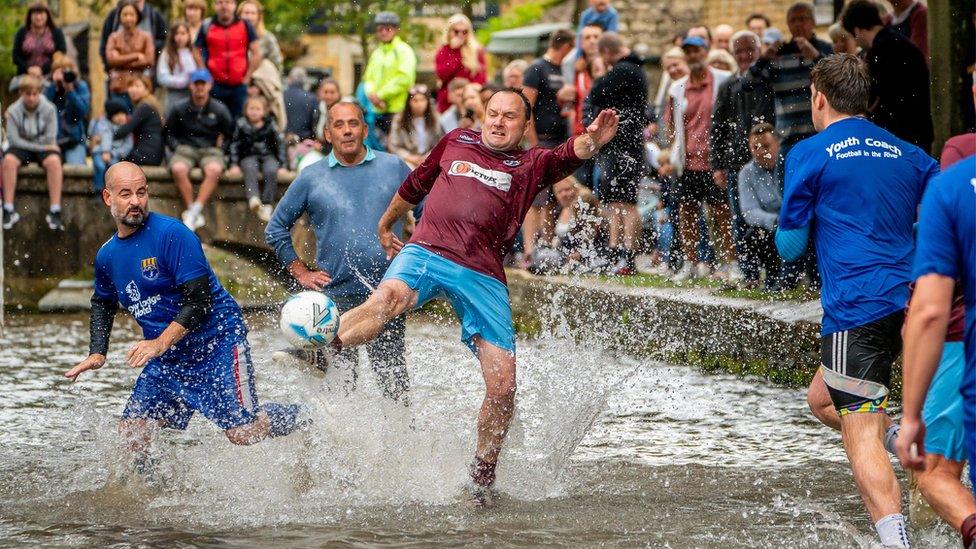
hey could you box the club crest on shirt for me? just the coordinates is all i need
[448,160,513,192]
[141,257,159,280]
[503,159,521,167]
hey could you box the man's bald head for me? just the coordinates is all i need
[104,161,148,192]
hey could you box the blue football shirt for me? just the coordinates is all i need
[779,117,940,335]
[913,155,976,433]
[94,213,245,361]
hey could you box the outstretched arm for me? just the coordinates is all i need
[573,108,619,160]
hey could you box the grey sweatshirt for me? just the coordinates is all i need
[737,159,782,231]
[6,96,57,152]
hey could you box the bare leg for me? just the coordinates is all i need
[225,410,273,445]
[336,279,417,348]
[841,412,902,522]
[808,368,893,432]
[2,154,21,205]
[118,418,161,454]
[42,154,63,207]
[605,205,622,249]
[709,201,735,263]
[914,454,976,531]
[612,202,641,251]
[474,337,517,464]
[170,162,195,207]
[678,201,701,264]
[195,162,223,205]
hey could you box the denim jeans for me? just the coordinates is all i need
[62,143,87,166]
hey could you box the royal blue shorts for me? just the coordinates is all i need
[122,334,260,431]
[382,244,516,355]
[923,342,967,462]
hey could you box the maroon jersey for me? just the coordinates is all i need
[906,281,966,342]
[397,129,583,283]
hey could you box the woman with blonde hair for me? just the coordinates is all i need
[434,13,486,113]
[706,48,736,72]
[237,0,283,70]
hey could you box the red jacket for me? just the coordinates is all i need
[434,45,486,112]
[198,17,255,86]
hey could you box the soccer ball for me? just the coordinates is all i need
[279,291,340,348]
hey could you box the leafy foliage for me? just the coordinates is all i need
[475,0,561,46]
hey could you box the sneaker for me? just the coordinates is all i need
[694,262,712,279]
[258,204,273,223]
[271,347,333,376]
[672,263,694,282]
[1,209,19,230]
[248,196,262,213]
[181,209,196,230]
[45,210,64,231]
[192,210,206,230]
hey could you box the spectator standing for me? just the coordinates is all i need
[746,2,832,161]
[736,123,783,290]
[746,13,771,37]
[265,102,413,403]
[883,0,927,59]
[12,2,66,77]
[652,47,688,125]
[282,68,319,169]
[184,0,207,43]
[157,22,198,112]
[117,75,165,166]
[2,75,63,231]
[104,0,155,103]
[194,0,263,118]
[90,98,133,191]
[842,0,933,153]
[389,85,445,169]
[686,25,712,49]
[434,14,486,113]
[238,0,283,71]
[706,48,736,72]
[44,53,90,166]
[227,96,286,222]
[98,0,167,68]
[585,32,648,275]
[661,36,733,282]
[438,77,469,134]
[165,69,234,231]
[362,12,417,137]
[502,59,528,88]
[828,22,858,54]
[712,24,734,52]
[521,28,576,266]
[711,30,774,285]
[569,23,606,189]
[315,78,342,143]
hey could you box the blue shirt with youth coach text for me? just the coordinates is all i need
[779,117,940,335]
[93,213,245,361]
[913,155,976,447]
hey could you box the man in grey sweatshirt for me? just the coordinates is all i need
[736,122,783,289]
[2,74,64,230]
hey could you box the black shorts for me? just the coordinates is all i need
[674,169,725,205]
[5,147,60,166]
[596,146,642,204]
[819,310,904,415]
[531,137,566,207]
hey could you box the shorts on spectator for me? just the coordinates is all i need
[4,147,60,166]
[674,169,725,205]
[169,144,226,171]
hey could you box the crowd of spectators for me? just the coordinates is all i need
[0,0,964,291]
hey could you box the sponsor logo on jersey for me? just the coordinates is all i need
[457,132,479,144]
[503,159,521,167]
[141,257,159,280]
[448,160,513,192]
[124,280,161,318]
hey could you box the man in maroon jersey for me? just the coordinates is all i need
[325,88,618,497]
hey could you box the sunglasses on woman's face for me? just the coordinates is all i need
[410,85,429,96]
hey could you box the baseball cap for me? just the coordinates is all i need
[681,36,708,49]
[189,68,213,83]
[374,11,400,27]
[762,27,784,45]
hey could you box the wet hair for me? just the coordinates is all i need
[810,54,870,116]
[488,87,533,120]
[24,1,56,31]
[840,0,884,34]
[745,13,771,27]
[548,28,575,50]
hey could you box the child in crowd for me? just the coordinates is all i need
[2,74,63,230]
[157,21,197,111]
[576,0,618,46]
[530,177,608,274]
[227,96,286,222]
[88,97,133,192]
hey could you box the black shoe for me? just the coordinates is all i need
[2,209,19,230]
[46,210,64,231]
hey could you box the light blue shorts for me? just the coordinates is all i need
[922,342,966,462]
[382,244,515,355]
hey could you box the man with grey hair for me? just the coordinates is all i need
[710,30,774,286]
[712,24,734,52]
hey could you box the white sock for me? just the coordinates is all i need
[189,202,203,214]
[49,204,61,214]
[875,513,910,548]
[3,203,13,213]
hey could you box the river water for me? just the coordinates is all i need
[0,313,960,547]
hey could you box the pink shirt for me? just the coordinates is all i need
[681,71,715,172]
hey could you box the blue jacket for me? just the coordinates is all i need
[44,80,90,148]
